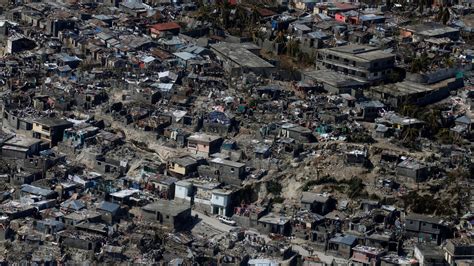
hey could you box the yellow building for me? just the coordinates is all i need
[32,118,73,147]
[167,156,198,177]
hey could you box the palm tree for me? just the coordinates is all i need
[286,38,300,57]
[437,5,444,21]
[442,7,450,25]
[400,104,419,117]
[249,6,260,25]
[251,26,266,45]
[410,58,423,73]
[445,56,455,68]
[272,31,287,55]
[274,31,286,44]
[220,1,231,28]
[197,4,215,25]
[436,128,453,144]
[410,53,430,73]
[420,109,441,135]
[402,126,420,142]
[236,5,249,28]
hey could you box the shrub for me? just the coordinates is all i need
[302,176,338,191]
[267,180,282,195]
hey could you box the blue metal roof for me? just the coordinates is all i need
[38,219,64,227]
[308,31,329,39]
[330,234,357,245]
[360,15,385,21]
[61,200,85,211]
[21,184,55,197]
[98,201,120,213]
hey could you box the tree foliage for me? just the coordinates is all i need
[267,180,282,195]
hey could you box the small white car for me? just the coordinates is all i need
[218,215,236,226]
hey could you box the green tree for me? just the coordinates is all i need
[400,104,419,117]
[251,6,260,25]
[251,27,266,44]
[346,177,366,199]
[410,53,430,73]
[220,1,231,28]
[442,8,450,25]
[236,5,249,28]
[436,128,457,144]
[401,126,420,142]
[286,38,300,57]
[267,180,282,195]
[445,56,454,68]
[420,109,441,136]
[388,70,401,83]
[410,58,423,73]
[273,31,286,44]
[437,5,444,21]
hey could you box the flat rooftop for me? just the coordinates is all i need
[142,200,190,216]
[352,245,386,255]
[404,22,459,36]
[170,156,197,166]
[188,133,221,143]
[211,43,275,69]
[415,243,445,257]
[258,213,291,225]
[321,44,395,62]
[372,77,458,97]
[34,117,73,127]
[397,159,426,170]
[186,177,221,190]
[110,189,139,199]
[4,136,41,148]
[448,238,474,247]
[405,213,443,224]
[210,157,245,168]
[303,69,368,87]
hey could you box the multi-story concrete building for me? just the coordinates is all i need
[444,238,474,266]
[32,118,73,147]
[316,45,395,83]
[405,213,450,245]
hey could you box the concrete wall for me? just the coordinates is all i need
[406,65,470,84]
[328,243,353,259]
[209,162,245,180]
[175,183,192,200]
[396,166,428,182]
[2,109,34,131]
[62,237,99,251]
[405,219,443,244]
[141,207,191,231]
[232,215,259,229]
[10,172,39,186]
[168,163,187,175]
[316,50,394,82]
[1,147,28,159]
[202,122,231,136]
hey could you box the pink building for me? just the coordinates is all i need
[187,133,222,157]
[335,13,347,23]
[351,245,386,265]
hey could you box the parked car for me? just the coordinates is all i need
[218,215,236,226]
